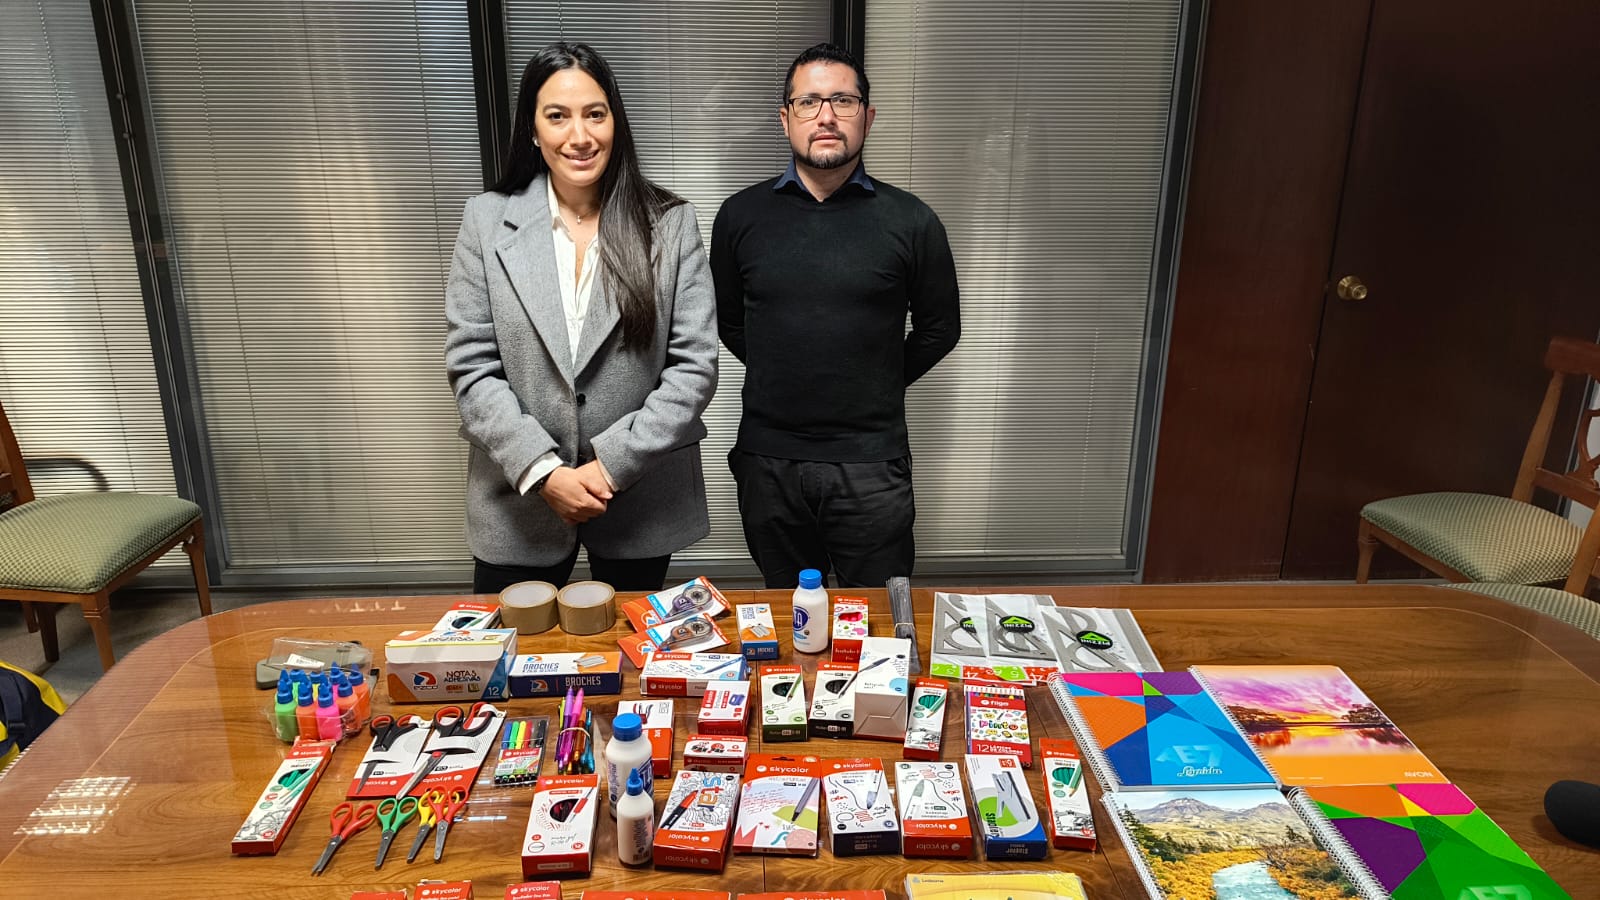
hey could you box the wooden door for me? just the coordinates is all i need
[1281,0,1600,579]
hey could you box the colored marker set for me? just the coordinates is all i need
[493,717,549,787]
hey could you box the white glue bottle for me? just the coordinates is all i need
[792,567,830,653]
[616,768,655,865]
[605,712,653,817]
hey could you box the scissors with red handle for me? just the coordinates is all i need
[311,801,377,875]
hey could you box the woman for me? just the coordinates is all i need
[445,42,717,594]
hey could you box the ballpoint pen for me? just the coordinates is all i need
[835,655,892,697]
[705,656,743,675]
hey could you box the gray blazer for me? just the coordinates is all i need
[444,176,717,566]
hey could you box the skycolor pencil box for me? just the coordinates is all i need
[640,652,747,696]
[1040,738,1096,850]
[895,760,974,858]
[809,660,857,738]
[521,774,598,876]
[733,753,823,856]
[822,757,899,856]
[903,678,948,760]
[760,664,807,742]
[231,738,336,855]
[654,769,741,871]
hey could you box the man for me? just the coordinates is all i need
[711,42,960,589]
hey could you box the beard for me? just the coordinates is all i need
[796,132,862,170]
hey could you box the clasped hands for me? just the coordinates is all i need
[538,460,614,526]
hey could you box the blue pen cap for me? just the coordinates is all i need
[626,769,646,796]
[798,568,822,589]
[612,712,643,742]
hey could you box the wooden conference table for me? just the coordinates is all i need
[0,584,1596,898]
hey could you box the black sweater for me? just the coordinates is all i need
[710,175,960,462]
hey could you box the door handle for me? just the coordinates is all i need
[1336,275,1369,301]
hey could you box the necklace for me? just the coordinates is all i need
[563,202,599,226]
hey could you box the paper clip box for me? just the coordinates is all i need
[759,665,807,742]
[231,738,336,855]
[964,682,1032,766]
[622,576,730,631]
[616,699,675,777]
[894,760,974,858]
[736,603,779,661]
[434,599,501,631]
[733,753,823,856]
[697,680,751,737]
[1040,738,1096,850]
[849,636,911,742]
[903,679,948,760]
[654,769,741,871]
[508,652,622,698]
[522,774,599,876]
[809,661,857,739]
[683,734,748,774]
[829,596,871,663]
[822,758,900,856]
[964,753,1048,860]
[385,628,515,703]
[640,651,747,696]
[505,884,562,900]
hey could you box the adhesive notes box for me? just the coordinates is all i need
[964,682,1032,766]
[829,596,871,663]
[697,680,751,737]
[902,679,948,760]
[505,884,563,900]
[639,652,747,696]
[231,738,336,855]
[736,603,779,660]
[759,665,807,742]
[385,628,515,703]
[653,769,741,871]
[809,661,857,738]
[622,576,730,631]
[616,699,674,777]
[1040,738,1095,850]
[508,651,622,698]
[849,636,911,742]
[964,753,1047,860]
[434,599,501,631]
[620,613,731,668]
[522,774,599,876]
[733,754,823,856]
[683,734,748,773]
[821,757,900,856]
[894,761,974,858]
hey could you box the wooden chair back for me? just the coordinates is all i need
[1512,337,1600,593]
[0,400,35,509]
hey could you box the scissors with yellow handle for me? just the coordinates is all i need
[405,790,442,863]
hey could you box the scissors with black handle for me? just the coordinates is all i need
[354,714,422,793]
[395,703,493,797]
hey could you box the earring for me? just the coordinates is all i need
[533,138,540,147]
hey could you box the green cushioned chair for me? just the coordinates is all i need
[1357,336,1600,597]
[1443,583,1600,640]
[1,401,211,670]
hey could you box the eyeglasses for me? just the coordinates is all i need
[784,93,863,120]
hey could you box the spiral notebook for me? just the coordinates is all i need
[1050,671,1274,791]
[1291,783,1571,900]
[1190,665,1447,787]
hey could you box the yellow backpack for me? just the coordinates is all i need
[0,660,66,771]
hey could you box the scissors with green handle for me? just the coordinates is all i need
[372,794,419,869]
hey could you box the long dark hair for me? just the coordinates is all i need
[492,42,682,351]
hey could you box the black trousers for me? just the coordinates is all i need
[472,548,672,594]
[729,448,915,589]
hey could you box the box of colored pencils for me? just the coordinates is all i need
[903,678,948,760]
[494,716,549,786]
[1040,738,1095,850]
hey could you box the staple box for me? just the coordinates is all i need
[505,883,563,900]
[416,885,474,900]
[1040,738,1096,850]
[829,596,871,663]
[902,679,948,761]
[230,738,336,855]
[964,753,1047,860]
[639,651,747,696]
[759,665,807,742]
[736,603,779,660]
[809,661,856,738]
[733,754,823,856]
[434,599,501,631]
[821,758,900,856]
[653,769,741,871]
[683,734,747,773]
[623,576,730,631]
[386,628,515,703]
[849,636,911,742]
[697,680,751,736]
[616,698,675,777]
[508,651,622,698]
[522,774,599,876]
[964,682,1032,766]
[894,760,973,858]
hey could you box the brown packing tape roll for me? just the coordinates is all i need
[499,580,560,635]
[558,580,617,635]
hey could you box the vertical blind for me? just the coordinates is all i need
[502,0,832,562]
[0,1,178,512]
[133,0,483,566]
[867,0,1180,562]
